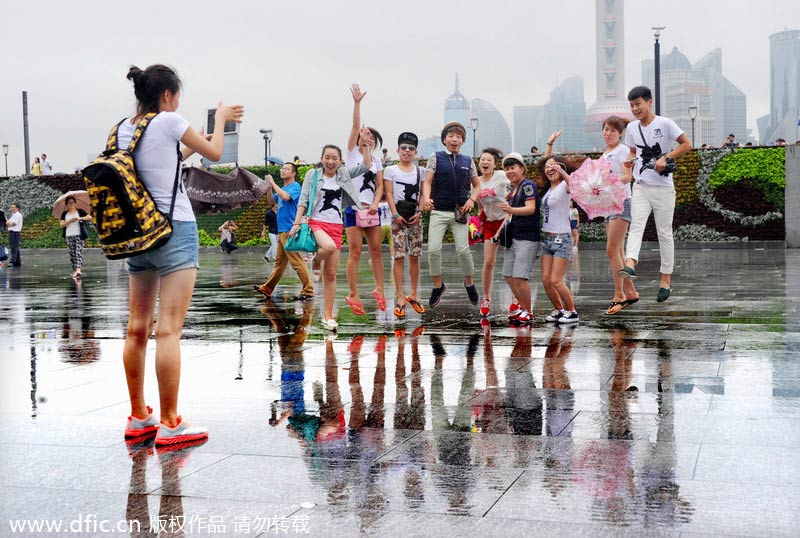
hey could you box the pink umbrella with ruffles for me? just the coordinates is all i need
[568,158,628,219]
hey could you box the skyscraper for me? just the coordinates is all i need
[471,98,512,154]
[762,30,800,144]
[585,0,631,148]
[513,105,545,154]
[544,77,589,152]
[443,74,475,156]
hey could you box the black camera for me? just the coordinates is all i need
[642,156,676,176]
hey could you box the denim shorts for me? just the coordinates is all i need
[127,220,200,276]
[541,233,573,260]
[343,206,358,228]
[502,239,540,279]
[606,198,632,223]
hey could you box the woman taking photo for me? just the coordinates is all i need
[343,84,386,316]
[476,147,510,318]
[59,195,91,279]
[290,133,374,332]
[120,64,243,446]
[538,151,579,325]
[600,116,639,314]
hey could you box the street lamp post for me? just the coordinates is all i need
[652,26,665,115]
[469,117,479,158]
[259,129,273,167]
[688,106,698,147]
[2,145,8,176]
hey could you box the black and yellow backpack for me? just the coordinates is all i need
[83,112,180,259]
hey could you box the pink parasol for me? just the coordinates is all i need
[568,158,628,220]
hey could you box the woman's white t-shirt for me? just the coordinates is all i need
[64,209,81,237]
[601,143,632,198]
[478,171,511,221]
[345,148,382,206]
[541,181,571,234]
[116,112,195,222]
[311,175,343,224]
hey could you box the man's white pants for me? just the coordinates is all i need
[625,183,675,275]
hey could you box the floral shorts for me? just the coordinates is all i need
[391,219,423,259]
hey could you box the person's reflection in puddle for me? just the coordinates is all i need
[542,326,575,498]
[470,326,511,443]
[125,435,208,537]
[575,326,637,523]
[636,339,694,525]
[219,256,238,288]
[58,280,100,364]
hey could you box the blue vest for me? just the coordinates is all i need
[432,151,471,211]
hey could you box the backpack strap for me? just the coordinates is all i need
[105,118,127,152]
[167,144,182,222]
[125,112,158,153]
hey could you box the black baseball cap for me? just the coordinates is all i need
[397,132,418,147]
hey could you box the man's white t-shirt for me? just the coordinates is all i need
[601,143,632,198]
[383,164,422,206]
[541,181,571,234]
[624,116,684,188]
[345,148,382,207]
[7,212,23,232]
[116,112,195,222]
[41,159,53,175]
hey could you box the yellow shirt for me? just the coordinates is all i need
[31,163,42,175]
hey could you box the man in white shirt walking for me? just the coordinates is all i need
[41,154,53,175]
[619,86,692,303]
[6,203,23,267]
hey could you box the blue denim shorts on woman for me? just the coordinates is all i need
[541,233,573,260]
[127,220,200,276]
[606,197,632,223]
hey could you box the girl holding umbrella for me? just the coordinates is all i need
[57,194,92,279]
[600,116,638,314]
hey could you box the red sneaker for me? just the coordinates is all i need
[511,310,535,325]
[480,298,491,318]
[508,302,521,320]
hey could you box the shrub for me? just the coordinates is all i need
[197,228,218,246]
[673,224,739,242]
[708,148,785,206]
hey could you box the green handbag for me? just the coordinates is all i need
[285,169,319,253]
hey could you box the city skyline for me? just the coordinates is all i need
[1,1,798,174]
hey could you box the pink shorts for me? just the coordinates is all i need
[309,219,343,249]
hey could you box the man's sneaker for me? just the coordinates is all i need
[558,310,580,324]
[512,310,535,325]
[464,283,479,305]
[125,406,160,438]
[656,287,671,303]
[508,302,521,320]
[322,318,339,331]
[618,266,637,279]
[429,283,447,308]
[480,299,491,318]
[154,417,208,446]
[545,309,565,323]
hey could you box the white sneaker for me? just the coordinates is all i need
[322,318,338,331]
[545,309,565,323]
[558,310,580,324]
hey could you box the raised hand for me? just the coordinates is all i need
[215,101,244,124]
[350,83,367,103]
[547,129,562,145]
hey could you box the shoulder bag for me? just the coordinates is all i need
[285,169,320,253]
[395,166,421,221]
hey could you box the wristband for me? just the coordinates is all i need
[392,213,401,220]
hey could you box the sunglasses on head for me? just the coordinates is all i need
[399,144,416,151]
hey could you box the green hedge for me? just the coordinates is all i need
[708,148,785,206]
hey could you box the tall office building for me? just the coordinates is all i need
[642,46,747,147]
[761,30,800,143]
[544,77,589,152]
[443,74,475,156]
[585,0,632,149]
[514,105,545,154]
[471,98,512,154]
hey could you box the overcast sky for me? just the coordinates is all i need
[1,0,798,175]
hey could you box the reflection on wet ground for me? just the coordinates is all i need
[1,247,800,536]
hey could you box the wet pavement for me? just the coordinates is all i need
[1,246,799,537]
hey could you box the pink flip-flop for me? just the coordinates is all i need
[345,296,366,316]
[372,289,387,311]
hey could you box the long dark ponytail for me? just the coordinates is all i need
[126,64,182,118]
